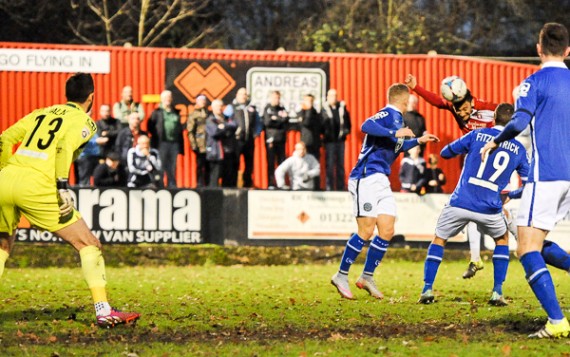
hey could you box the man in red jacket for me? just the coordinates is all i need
[405,74,496,133]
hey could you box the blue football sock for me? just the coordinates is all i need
[492,245,510,295]
[520,251,564,321]
[542,240,570,271]
[338,233,365,274]
[423,244,444,293]
[363,236,390,276]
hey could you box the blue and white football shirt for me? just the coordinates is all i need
[494,61,570,182]
[350,105,420,179]
[442,126,529,214]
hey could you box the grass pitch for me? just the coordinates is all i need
[1,258,570,356]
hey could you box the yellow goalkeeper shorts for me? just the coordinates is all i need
[0,166,81,235]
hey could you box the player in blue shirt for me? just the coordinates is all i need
[419,103,528,306]
[331,83,439,300]
[481,22,570,338]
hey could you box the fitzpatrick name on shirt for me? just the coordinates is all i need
[475,132,520,155]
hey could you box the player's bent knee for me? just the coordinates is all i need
[378,227,395,240]
[55,219,102,251]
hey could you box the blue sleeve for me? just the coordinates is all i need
[516,151,530,183]
[400,138,420,152]
[508,149,530,199]
[507,187,523,199]
[361,118,397,138]
[494,78,535,143]
[440,131,473,159]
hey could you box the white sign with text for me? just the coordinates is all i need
[0,49,110,73]
[246,67,327,119]
[247,191,465,241]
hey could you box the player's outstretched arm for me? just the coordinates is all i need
[404,74,448,109]
[418,133,440,144]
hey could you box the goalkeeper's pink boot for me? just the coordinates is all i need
[97,308,141,328]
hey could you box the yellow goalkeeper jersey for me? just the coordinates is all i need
[0,102,96,183]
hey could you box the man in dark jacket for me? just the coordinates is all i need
[93,152,126,187]
[403,94,428,157]
[147,90,184,188]
[115,113,147,172]
[96,104,121,158]
[224,88,261,188]
[321,89,351,191]
[187,95,210,187]
[297,94,322,189]
[205,99,237,187]
[263,91,289,188]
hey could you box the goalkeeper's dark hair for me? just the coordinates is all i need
[494,103,514,126]
[66,73,94,103]
[452,90,473,111]
[539,22,569,57]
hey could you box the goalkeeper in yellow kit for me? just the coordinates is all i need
[0,73,140,328]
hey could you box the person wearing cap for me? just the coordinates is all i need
[93,152,127,187]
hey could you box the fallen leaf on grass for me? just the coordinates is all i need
[328,332,345,341]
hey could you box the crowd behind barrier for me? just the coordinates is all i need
[74,85,359,192]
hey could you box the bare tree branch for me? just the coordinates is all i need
[180,22,222,48]
[142,0,208,46]
[66,19,98,45]
[138,0,151,46]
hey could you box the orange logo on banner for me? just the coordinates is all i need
[297,211,310,224]
[174,63,236,102]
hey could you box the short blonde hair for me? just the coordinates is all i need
[388,83,410,105]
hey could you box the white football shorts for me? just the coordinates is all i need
[517,181,570,231]
[435,205,507,240]
[348,173,396,218]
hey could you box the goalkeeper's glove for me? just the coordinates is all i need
[57,179,74,220]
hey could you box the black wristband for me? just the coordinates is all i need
[56,179,69,190]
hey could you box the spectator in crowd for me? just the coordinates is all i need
[263,90,289,188]
[147,90,184,188]
[93,152,126,187]
[224,88,262,188]
[297,93,322,189]
[113,85,145,127]
[423,154,447,193]
[399,145,426,194]
[115,112,148,167]
[74,132,104,187]
[187,95,210,187]
[205,99,237,187]
[275,141,320,191]
[96,104,121,158]
[403,94,428,157]
[321,89,351,191]
[127,135,162,188]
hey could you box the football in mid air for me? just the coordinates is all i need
[440,75,468,103]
